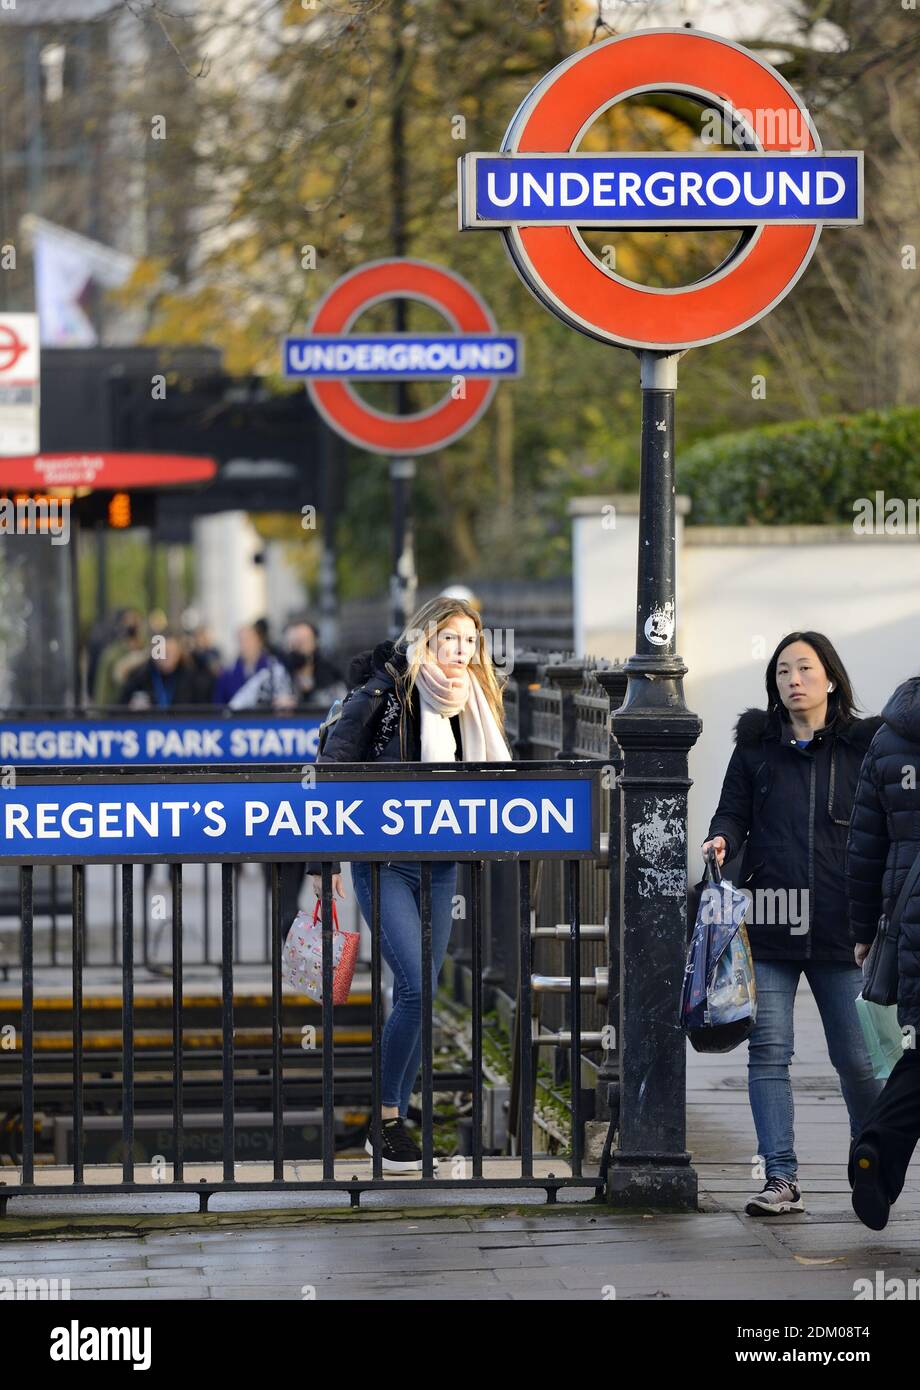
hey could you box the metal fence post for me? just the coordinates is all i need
[507,651,542,758]
[480,651,544,998]
[543,656,585,1085]
[594,665,627,1126]
[546,656,584,758]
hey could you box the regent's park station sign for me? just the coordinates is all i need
[0,716,322,767]
[0,769,599,864]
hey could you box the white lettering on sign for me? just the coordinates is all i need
[146,728,224,758]
[288,341,515,374]
[0,729,142,761]
[0,725,318,763]
[484,168,847,210]
[381,796,572,836]
[228,727,315,758]
[1,794,578,844]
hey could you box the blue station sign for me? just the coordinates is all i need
[460,152,862,229]
[0,718,322,767]
[0,768,599,863]
[283,333,521,380]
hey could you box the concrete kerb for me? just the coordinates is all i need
[0,1198,645,1243]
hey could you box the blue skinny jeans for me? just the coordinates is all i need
[351,860,457,1115]
[748,959,882,1182]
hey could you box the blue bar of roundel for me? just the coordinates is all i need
[0,778,594,859]
[473,153,860,223]
[0,720,322,766]
[283,334,521,379]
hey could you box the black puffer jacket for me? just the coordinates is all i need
[305,638,489,874]
[706,702,882,961]
[846,677,920,1030]
[320,638,466,764]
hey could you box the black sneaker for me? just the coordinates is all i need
[364,1117,439,1173]
[745,1176,805,1215]
[850,1140,890,1230]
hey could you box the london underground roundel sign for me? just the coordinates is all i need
[458,29,862,351]
[284,259,521,455]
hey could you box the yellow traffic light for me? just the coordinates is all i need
[108,492,132,528]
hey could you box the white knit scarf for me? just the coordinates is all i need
[412,653,511,764]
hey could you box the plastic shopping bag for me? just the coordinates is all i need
[680,851,757,1053]
[282,898,359,1005]
[855,993,905,1080]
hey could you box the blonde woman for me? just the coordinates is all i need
[308,596,512,1172]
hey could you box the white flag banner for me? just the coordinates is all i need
[28,217,136,347]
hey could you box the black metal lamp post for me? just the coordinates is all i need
[607,349,701,1210]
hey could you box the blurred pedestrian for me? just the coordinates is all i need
[92,608,147,706]
[214,623,272,704]
[228,616,345,711]
[188,622,223,688]
[253,616,280,658]
[119,630,214,707]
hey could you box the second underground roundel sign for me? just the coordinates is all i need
[458,29,863,351]
[284,259,521,456]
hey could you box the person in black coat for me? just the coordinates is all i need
[276,634,435,928]
[118,632,215,706]
[702,630,882,1216]
[845,674,920,1229]
[298,596,512,1174]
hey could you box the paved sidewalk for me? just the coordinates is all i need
[2,981,919,1300]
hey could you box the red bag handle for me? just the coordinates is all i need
[312,896,340,929]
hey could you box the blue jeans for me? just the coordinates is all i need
[748,960,882,1181]
[351,860,457,1115]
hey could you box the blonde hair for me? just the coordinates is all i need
[396,596,507,729]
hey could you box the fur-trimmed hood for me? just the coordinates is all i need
[733,704,882,751]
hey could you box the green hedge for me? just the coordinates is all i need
[677,406,920,525]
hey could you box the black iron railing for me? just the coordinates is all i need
[1,761,607,1210]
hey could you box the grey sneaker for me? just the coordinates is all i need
[745,1176,805,1216]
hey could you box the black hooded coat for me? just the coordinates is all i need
[846,676,920,1030]
[705,701,882,961]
